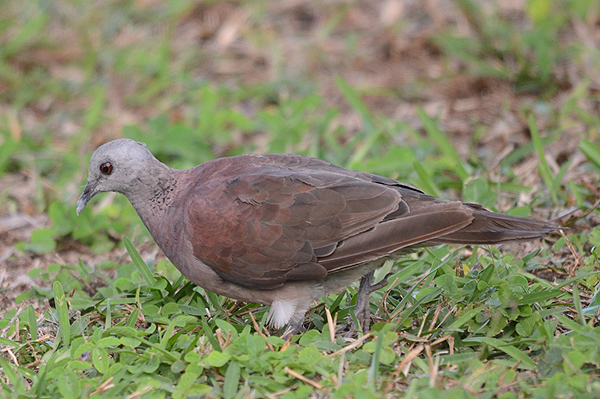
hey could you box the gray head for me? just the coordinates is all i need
[76,139,165,214]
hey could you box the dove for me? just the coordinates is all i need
[77,139,557,334]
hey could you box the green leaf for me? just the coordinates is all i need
[57,371,81,399]
[0,137,18,176]
[463,177,497,209]
[516,317,535,337]
[572,284,586,326]
[23,228,57,254]
[200,313,222,352]
[205,351,231,367]
[48,201,74,236]
[160,315,188,349]
[105,298,111,329]
[92,347,110,374]
[368,329,385,385]
[126,308,140,328]
[97,337,122,348]
[434,274,455,289]
[223,361,241,399]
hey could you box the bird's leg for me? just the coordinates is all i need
[351,271,392,333]
[353,271,375,333]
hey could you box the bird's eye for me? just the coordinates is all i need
[99,162,113,175]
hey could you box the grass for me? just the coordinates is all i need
[1,0,600,398]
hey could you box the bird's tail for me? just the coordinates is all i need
[422,203,559,246]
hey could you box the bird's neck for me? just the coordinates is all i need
[127,167,192,269]
[127,165,180,229]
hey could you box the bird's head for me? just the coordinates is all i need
[76,139,160,214]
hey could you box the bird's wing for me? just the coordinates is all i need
[181,154,489,290]
[184,161,408,289]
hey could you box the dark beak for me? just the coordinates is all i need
[76,181,98,215]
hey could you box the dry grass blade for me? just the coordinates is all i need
[126,385,153,399]
[325,307,336,343]
[1,307,23,339]
[560,229,582,276]
[248,311,275,351]
[425,345,439,388]
[328,333,372,357]
[384,344,425,393]
[90,376,115,396]
[284,366,323,390]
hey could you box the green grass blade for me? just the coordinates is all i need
[417,107,469,180]
[53,281,70,346]
[2,13,48,57]
[160,316,187,350]
[555,315,599,341]
[391,259,428,287]
[556,271,600,289]
[105,327,180,361]
[126,308,140,328]
[518,289,563,305]
[83,85,107,131]
[105,298,111,329]
[568,179,584,207]
[200,313,222,352]
[27,305,37,341]
[412,160,441,197]
[579,138,600,169]
[367,329,384,386]
[395,288,442,330]
[123,236,157,286]
[0,358,26,394]
[529,115,557,203]
[347,128,383,170]
[475,337,536,370]
[572,284,586,326]
[335,76,375,134]
[551,159,572,199]
[391,257,451,327]
[445,304,486,332]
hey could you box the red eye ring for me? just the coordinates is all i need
[99,162,113,175]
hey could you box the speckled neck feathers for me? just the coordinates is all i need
[127,166,178,221]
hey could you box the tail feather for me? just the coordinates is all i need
[423,203,558,245]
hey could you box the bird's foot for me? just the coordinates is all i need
[281,319,305,340]
[369,273,392,293]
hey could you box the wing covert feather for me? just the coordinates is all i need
[184,163,401,289]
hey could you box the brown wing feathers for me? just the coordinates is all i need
[318,202,475,272]
[186,165,402,289]
[184,154,555,290]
